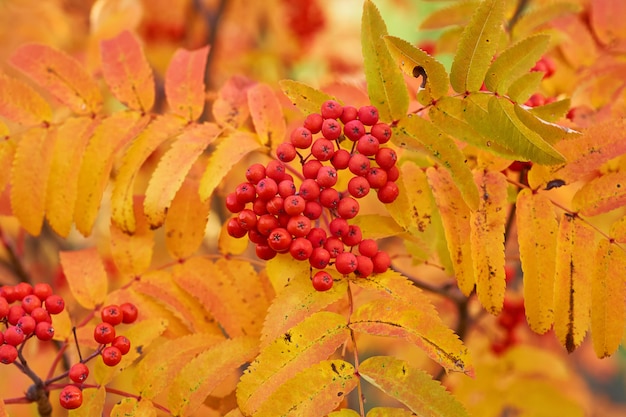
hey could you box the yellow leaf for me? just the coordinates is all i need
[420,1,479,30]
[165,45,209,121]
[164,162,212,259]
[252,359,357,417]
[507,71,544,103]
[360,356,470,417]
[362,0,409,122]
[450,0,505,93]
[279,79,335,116]
[68,386,106,417]
[134,333,225,399]
[388,163,433,234]
[74,111,148,236]
[143,122,220,228]
[198,131,262,201]
[213,75,254,129]
[591,239,626,358]
[610,215,626,243]
[511,1,582,40]
[110,195,155,277]
[0,133,15,194]
[0,71,51,125]
[10,127,55,236]
[60,247,108,309]
[528,98,572,123]
[331,409,361,417]
[515,103,575,145]
[516,189,558,334]
[168,336,259,417]
[471,170,508,315]
[426,167,475,295]
[554,214,594,352]
[237,312,349,415]
[218,217,250,256]
[110,398,157,417]
[46,117,98,237]
[350,214,405,239]
[51,308,73,342]
[367,408,415,417]
[247,83,287,147]
[572,171,626,217]
[111,113,186,233]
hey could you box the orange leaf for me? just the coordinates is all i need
[247,82,287,147]
[110,398,158,417]
[198,131,262,201]
[168,336,259,416]
[0,135,16,195]
[572,171,626,216]
[165,45,209,121]
[10,44,102,115]
[554,214,595,352]
[213,75,255,129]
[516,189,558,334]
[111,114,186,233]
[74,111,149,236]
[143,122,220,228]
[59,247,108,309]
[426,167,475,295]
[237,312,349,415]
[590,0,626,48]
[164,161,212,259]
[0,71,51,125]
[609,215,626,243]
[591,239,626,358]
[46,117,98,237]
[10,127,55,236]
[470,170,508,315]
[110,195,155,277]
[100,30,155,112]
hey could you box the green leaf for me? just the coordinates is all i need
[515,103,577,145]
[360,356,470,417]
[394,114,479,211]
[383,36,449,100]
[450,0,505,93]
[420,1,480,30]
[361,0,409,122]
[279,79,334,116]
[507,71,544,103]
[528,98,571,122]
[484,34,550,93]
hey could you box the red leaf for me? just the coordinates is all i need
[165,45,209,121]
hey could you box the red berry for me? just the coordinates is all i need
[256,214,280,236]
[303,200,323,220]
[248,229,267,245]
[59,385,83,409]
[112,335,131,355]
[339,105,358,123]
[309,247,331,269]
[13,282,33,301]
[289,237,314,261]
[33,283,53,301]
[35,321,55,341]
[348,176,371,198]
[335,252,358,274]
[0,344,18,364]
[225,192,245,213]
[287,215,312,238]
[358,239,378,258]
[344,120,366,141]
[316,166,338,188]
[8,305,25,325]
[101,346,123,367]
[94,322,116,345]
[357,134,380,156]
[321,100,343,119]
[367,167,388,189]
[348,153,370,176]
[377,181,400,203]
[17,315,36,336]
[256,178,278,201]
[355,255,374,277]
[358,105,379,125]
[342,225,363,247]
[235,182,256,204]
[303,113,323,134]
[319,188,340,209]
[237,209,258,230]
[276,142,297,162]
[1,286,17,303]
[311,138,335,161]
[337,197,359,219]
[321,119,342,140]
[4,326,25,346]
[371,123,392,144]
[227,217,247,238]
[0,297,9,319]
[101,305,124,326]
[386,165,400,182]
[375,148,397,170]
[302,160,323,179]
[69,363,90,383]
[324,237,344,258]
[329,218,349,238]
[44,295,65,315]
[331,149,351,170]
[299,179,321,200]
[265,160,286,182]
[267,227,293,252]
[307,227,327,248]
[245,163,266,184]
[278,180,297,198]
[266,196,285,216]
[256,244,277,260]
[290,126,313,148]
[120,303,138,324]
[284,195,306,216]
[31,307,51,324]
[312,271,334,291]
[21,294,41,314]
[252,198,269,216]
[372,251,391,273]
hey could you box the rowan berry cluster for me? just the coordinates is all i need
[0,283,63,365]
[226,100,398,291]
[491,297,525,355]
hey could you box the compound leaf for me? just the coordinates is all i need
[165,45,209,121]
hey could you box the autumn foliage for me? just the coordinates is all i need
[0,0,625,416]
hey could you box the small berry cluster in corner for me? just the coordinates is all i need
[59,303,138,410]
[226,100,398,291]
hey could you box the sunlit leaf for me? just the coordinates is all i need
[0,71,51,125]
[610,215,626,243]
[68,386,105,417]
[251,360,357,417]
[59,247,108,309]
[420,1,479,30]
[110,398,157,417]
[426,167,475,295]
[395,114,479,211]
[198,131,262,201]
[0,133,14,194]
[361,0,409,122]
[528,99,572,123]
[387,163,433,234]
[507,71,544,103]
[110,195,154,277]
[470,170,508,315]
[485,34,550,93]
[168,336,258,416]
[247,83,287,147]
[383,36,449,100]
[516,189,558,334]
[73,111,147,236]
[111,114,186,234]
[11,127,55,236]
[331,409,361,417]
[592,239,626,358]
[511,1,582,40]
[450,0,505,93]
[572,171,626,216]
[360,356,470,417]
[237,312,349,415]
[10,44,102,114]
[515,104,575,145]
[279,79,334,116]
[165,45,209,121]
[144,122,220,228]
[45,117,97,237]
[350,214,405,239]
[100,30,155,112]
[554,214,594,352]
